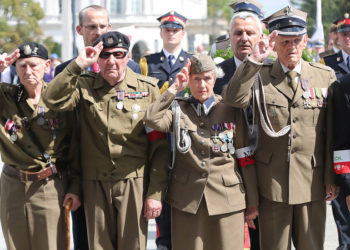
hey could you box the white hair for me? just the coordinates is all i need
[229,11,263,35]
[214,66,225,79]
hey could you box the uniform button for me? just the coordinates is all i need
[201,162,206,167]
[201,150,205,156]
[292,103,298,108]
[111,144,115,147]
[292,134,296,139]
[111,129,115,133]
[202,173,207,177]
[200,139,205,145]
[170,77,173,81]
[185,124,188,129]
[200,131,204,135]
[272,100,275,104]
[199,122,205,127]
[111,115,115,118]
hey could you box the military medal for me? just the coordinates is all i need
[132,113,139,120]
[317,99,324,107]
[48,119,56,140]
[5,119,19,141]
[37,106,45,125]
[218,132,225,141]
[301,80,308,91]
[228,143,235,154]
[321,88,328,98]
[116,90,125,110]
[211,125,220,153]
[10,134,18,141]
[212,143,220,153]
[302,90,310,99]
[315,88,322,99]
[132,104,141,113]
[309,88,316,99]
[221,143,228,153]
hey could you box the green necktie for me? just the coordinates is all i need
[287,71,298,91]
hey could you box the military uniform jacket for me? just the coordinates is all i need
[222,58,336,204]
[0,82,80,195]
[140,50,191,94]
[43,60,169,200]
[333,73,350,196]
[322,50,350,80]
[213,56,237,95]
[144,90,258,215]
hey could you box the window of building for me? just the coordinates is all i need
[131,0,142,15]
[110,0,123,15]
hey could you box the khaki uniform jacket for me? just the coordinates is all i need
[144,90,258,215]
[0,82,80,195]
[222,58,336,204]
[43,60,169,200]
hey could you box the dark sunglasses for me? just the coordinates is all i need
[99,50,128,59]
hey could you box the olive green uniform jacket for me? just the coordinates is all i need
[43,60,169,200]
[144,90,258,215]
[222,58,336,204]
[0,82,80,195]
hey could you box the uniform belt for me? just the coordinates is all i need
[2,164,58,182]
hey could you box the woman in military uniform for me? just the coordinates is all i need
[0,42,81,250]
[144,54,258,250]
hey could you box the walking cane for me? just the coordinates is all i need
[65,198,73,250]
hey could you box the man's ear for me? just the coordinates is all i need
[76,25,83,36]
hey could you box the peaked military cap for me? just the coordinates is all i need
[157,11,187,29]
[18,42,48,61]
[337,13,350,33]
[190,54,216,74]
[230,0,264,19]
[312,39,324,48]
[264,6,307,36]
[94,31,130,50]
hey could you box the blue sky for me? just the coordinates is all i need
[259,0,292,17]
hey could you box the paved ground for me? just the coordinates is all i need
[0,157,340,249]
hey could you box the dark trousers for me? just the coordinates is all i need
[332,188,350,247]
[156,201,172,248]
[72,206,89,250]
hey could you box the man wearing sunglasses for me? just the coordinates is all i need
[43,31,169,250]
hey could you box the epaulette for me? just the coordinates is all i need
[309,62,333,71]
[80,70,97,78]
[137,74,158,87]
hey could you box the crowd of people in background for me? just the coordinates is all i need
[0,1,350,250]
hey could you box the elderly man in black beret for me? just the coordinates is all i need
[0,43,81,250]
[43,31,169,250]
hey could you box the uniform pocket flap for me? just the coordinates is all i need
[172,171,189,184]
[180,118,197,132]
[222,175,240,187]
[254,150,272,164]
[265,93,288,107]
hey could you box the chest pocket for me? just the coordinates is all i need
[81,90,104,118]
[264,92,289,129]
[40,111,68,130]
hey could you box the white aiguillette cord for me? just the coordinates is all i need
[253,74,290,137]
[172,100,191,161]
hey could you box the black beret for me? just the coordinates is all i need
[18,42,48,60]
[93,31,130,50]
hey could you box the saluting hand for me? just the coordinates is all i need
[0,49,20,73]
[250,30,278,63]
[168,58,191,95]
[75,41,103,70]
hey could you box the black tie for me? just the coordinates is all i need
[168,55,175,68]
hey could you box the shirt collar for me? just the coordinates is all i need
[162,48,182,61]
[190,95,216,117]
[342,50,350,62]
[280,60,302,75]
[234,56,243,68]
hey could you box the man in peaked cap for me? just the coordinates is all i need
[326,13,350,250]
[222,5,338,250]
[43,31,169,250]
[139,10,192,250]
[0,42,81,249]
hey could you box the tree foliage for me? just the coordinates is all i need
[0,0,44,53]
[207,0,233,21]
[291,0,350,43]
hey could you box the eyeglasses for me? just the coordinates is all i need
[83,24,109,31]
[99,51,128,59]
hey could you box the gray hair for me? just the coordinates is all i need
[229,11,263,35]
[78,5,109,26]
[214,66,225,79]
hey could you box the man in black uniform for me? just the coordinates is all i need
[322,14,350,250]
[213,0,264,95]
[139,11,191,250]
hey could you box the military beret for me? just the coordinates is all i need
[230,0,264,19]
[337,13,350,33]
[18,42,48,61]
[264,6,307,36]
[157,11,187,29]
[93,31,130,50]
[190,54,216,74]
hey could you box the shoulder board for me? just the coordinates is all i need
[137,74,158,86]
[80,71,97,77]
[309,62,333,71]
[175,96,190,101]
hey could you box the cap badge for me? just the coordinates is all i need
[179,56,184,62]
[23,45,32,55]
[244,0,250,3]
[284,6,293,16]
[345,13,349,18]
[32,47,38,55]
[107,37,114,44]
[170,10,174,15]
[337,57,341,62]
[160,56,164,61]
